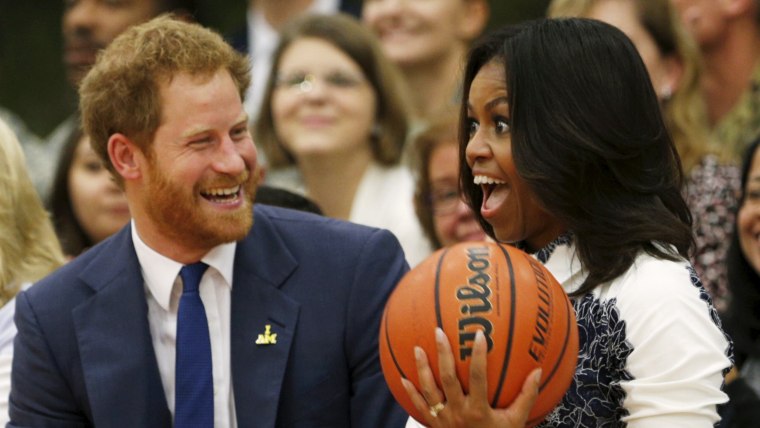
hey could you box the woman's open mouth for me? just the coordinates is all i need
[474,175,508,214]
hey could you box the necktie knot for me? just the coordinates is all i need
[179,262,208,294]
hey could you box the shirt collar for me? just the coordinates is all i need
[531,232,574,265]
[131,220,237,311]
[516,232,581,287]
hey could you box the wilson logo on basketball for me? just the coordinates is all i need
[527,256,552,364]
[457,245,495,360]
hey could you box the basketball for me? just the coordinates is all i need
[379,241,578,426]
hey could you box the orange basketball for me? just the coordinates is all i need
[379,241,578,426]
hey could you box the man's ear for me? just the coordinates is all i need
[108,133,144,182]
[457,0,490,42]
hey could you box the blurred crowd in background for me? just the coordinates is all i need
[0,0,760,425]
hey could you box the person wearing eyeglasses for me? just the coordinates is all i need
[412,109,487,249]
[255,13,432,266]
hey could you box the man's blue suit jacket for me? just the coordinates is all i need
[9,205,410,427]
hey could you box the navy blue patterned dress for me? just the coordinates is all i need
[523,235,733,427]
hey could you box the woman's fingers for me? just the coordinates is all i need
[504,368,542,425]
[415,345,446,409]
[467,329,490,404]
[435,327,465,406]
[402,328,539,428]
[401,377,438,426]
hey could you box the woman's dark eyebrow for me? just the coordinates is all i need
[486,97,508,111]
[466,96,508,112]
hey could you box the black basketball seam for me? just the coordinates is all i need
[492,244,517,408]
[538,286,573,392]
[527,299,574,425]
[434,248,451,329]
[383,304,409,380]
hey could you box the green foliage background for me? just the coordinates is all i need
[0,0,549,139]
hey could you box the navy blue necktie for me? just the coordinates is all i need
[175,262,214,427]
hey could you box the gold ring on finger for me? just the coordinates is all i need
[429,402,445,418]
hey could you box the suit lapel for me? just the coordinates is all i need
[72,226,171,427]
[231,207,300,426]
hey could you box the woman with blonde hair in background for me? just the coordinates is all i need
[256,13,432,266]
[362,0,489,124]
[549,0,741,314]
[0,117,65,423]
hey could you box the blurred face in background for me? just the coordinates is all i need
[271,37,377,161]
[68,135,131,244]
[428,142,486,246]
[587,0,681,101]
[63,0,160,85]
[670,0,729,51]
[738,146,760,274]
[362,0,484,68]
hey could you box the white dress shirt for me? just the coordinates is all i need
[349,162,433,267]
[131,221,238,427]
[266,162,434,267]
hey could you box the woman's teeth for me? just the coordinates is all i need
[473,175,506,185]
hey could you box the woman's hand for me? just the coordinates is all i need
[401,328,541,428]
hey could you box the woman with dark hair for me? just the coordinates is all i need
[720,138,760,428]
[727,138,760,371]
[549,0,741,317]
[404,18,732,427]
[725,138,760,383]
[49,128,130,258]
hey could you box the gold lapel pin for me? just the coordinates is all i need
[256,324,277,345]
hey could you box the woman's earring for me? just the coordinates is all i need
[660,85,673,102]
